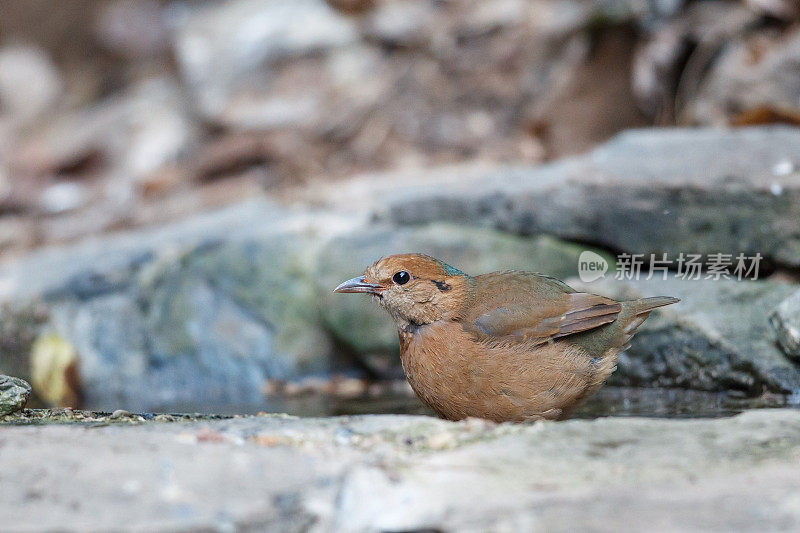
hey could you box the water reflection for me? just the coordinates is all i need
[162,386,792,420]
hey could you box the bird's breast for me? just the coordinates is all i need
[397,320,609,422]
[398,321,496,420]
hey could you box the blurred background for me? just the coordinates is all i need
[1,0,799,415]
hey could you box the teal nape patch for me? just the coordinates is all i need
[439,261,466,277]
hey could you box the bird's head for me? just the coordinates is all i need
[334,253,470,330]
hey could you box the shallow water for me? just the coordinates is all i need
[163,386,792,420]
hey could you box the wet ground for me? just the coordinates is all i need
[6,386,793,426]
[264,386,794,420]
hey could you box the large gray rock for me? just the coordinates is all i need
[771,290,800,362]
[333,127,800,266]
[0,200,342,411]
[0,375,30,415]
[3,410,800,531]
[571,276,800,394]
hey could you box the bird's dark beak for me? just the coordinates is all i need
[333,276,383,295]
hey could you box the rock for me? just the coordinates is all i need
[6,1,800,262]
[174,0,359,125]
[0,200,337,411]
[0,304,46,396]
[770,290,800,361]
[630,1,800,124]
[0,45,62,127]
[0,163,9,202]
[0,199,287,302]
[95,0,170,60]
[7,76,199,248]
[316,222,612,374]
[747,0,800,20]
[349,127,800,267]
[687,27,800,125]
[38,182,90,215]
[0,375,31,415]
[361,1,435,47]
[527,23,650,157]
[3,410,800,531]
[17,77,198,185]
[571,276,800,394]
[632,2,758,120]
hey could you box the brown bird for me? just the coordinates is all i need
[334,254,678,422]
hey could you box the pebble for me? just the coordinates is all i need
[427,432,457,450]
[39,182,90,215]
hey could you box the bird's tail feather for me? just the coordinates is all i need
[567,295,679,358]
[627,296,680,316]
[614,296,679,348]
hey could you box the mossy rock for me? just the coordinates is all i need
[0,375,31,415]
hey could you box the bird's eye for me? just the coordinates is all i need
[392,271,410,285]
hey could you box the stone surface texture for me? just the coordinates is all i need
[0,374,31,415]
[771,290,800,362]
[572,277,798,394]
[361,127,800,267]
[2,410,800,532]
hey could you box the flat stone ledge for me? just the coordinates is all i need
[2,409,800,532]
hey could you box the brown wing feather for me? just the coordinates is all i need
[464,273,621,345]
[555,295,621,336]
